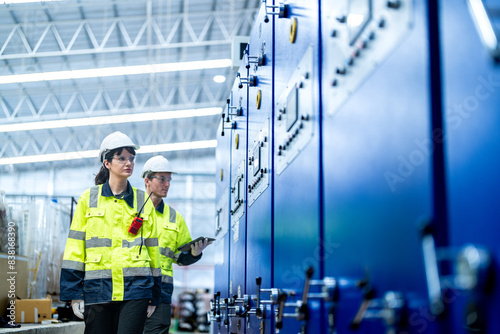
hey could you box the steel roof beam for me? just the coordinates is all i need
[0,9,255,60]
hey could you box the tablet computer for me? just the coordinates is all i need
[177,236,215,252]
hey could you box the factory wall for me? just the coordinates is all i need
[211,0,500,334]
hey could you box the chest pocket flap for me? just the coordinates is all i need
[131,251,151,263]
[86,209,106,237]
[163,223,179,232]
[85,209,105,218]
[85,253,102,263]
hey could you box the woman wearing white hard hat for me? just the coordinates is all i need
[60,131,161,334]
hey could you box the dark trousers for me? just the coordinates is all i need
[143,302,171,334]
[84,299,149,334]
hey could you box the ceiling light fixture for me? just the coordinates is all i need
[213,75,226,83]
[0,140,217,165]
[0,59,232,85]
[0,107,222,133]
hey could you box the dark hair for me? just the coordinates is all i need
[144,172,156,180]
[94,147,136,185]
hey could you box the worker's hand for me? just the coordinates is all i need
[146,305,156,318]
[71,299,85,319]
[191,238,212,257]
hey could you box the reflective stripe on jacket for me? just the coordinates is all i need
[60,182,161,305]
[156,200,201,303]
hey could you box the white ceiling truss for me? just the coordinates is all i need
[0,0,260,173]
[0,78,232,121]
[0,117,219,159]
[0,8,256,59]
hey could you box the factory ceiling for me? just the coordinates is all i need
[0,0,260,172]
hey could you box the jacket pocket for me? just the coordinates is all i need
[130,250,151,266]
[163,223,179,236]
[85,253,103,263]
[84,254,105,292]
[126,252,153,288]
[84,253,103,270]
[85,209,106,237]
[161,224,180,253]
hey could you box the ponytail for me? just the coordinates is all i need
[94,146,136,185]
[95,165,109,185]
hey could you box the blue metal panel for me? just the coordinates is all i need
[246,3,274,334]
[228,60,250,334]
[321,0,441,333]
[441,0,500,332]
[213,115,232,334]
[273,1,322,333]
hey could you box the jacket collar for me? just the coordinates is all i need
[101,180,134,209]
[155,200,165,214]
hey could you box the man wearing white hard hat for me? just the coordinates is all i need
[60,131,161,334]
[142,155,210,334]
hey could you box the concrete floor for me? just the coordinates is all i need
[0,321,210,333]
[0,322,210,333]
[0,321,85,333]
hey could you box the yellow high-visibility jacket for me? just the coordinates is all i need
[155,200,201,303]
[60,181,161,305]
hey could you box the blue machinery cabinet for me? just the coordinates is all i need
[214,112,232,333]
[211,0,500,333]
[322,0,437,333]
[245,4,274,334]
[273,0,322,333]
[441,0,500,333]
[228,60,250,334]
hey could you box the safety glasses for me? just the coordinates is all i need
[151,176,172,183]
[112,155,136,164]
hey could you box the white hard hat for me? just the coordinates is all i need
[142,155,176,178]
[99,131,139,162]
